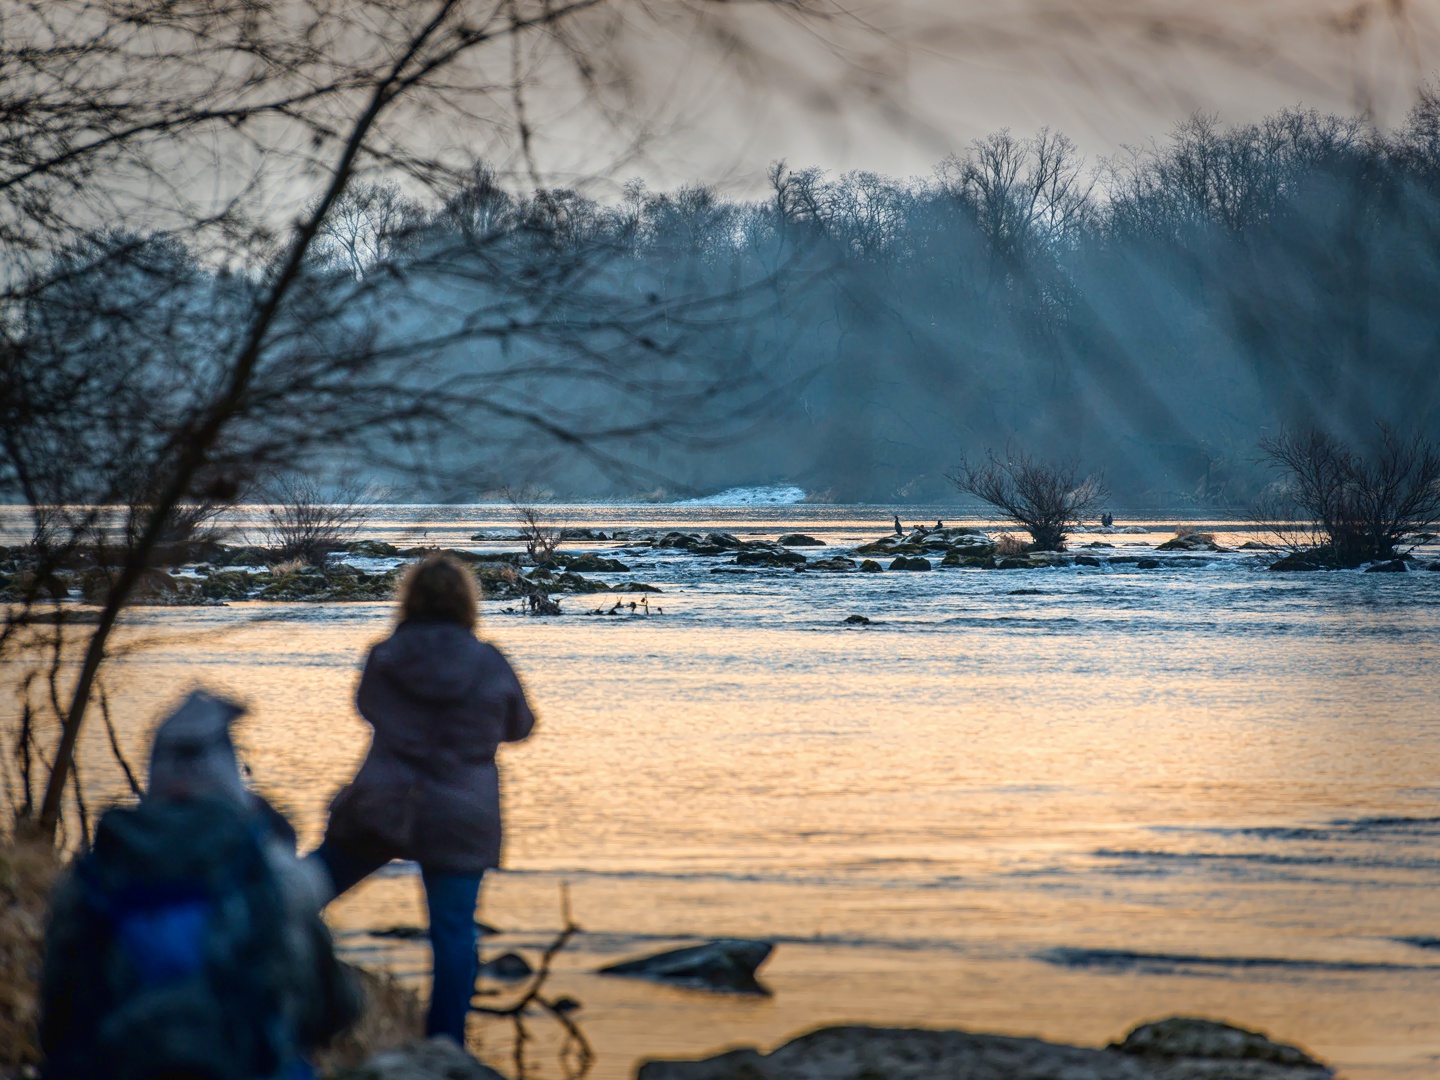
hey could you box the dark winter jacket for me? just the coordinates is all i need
[324,619,536,874]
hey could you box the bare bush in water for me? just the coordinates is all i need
[1256,425,1440,566]
[262,475,373,568]
[949,450,1107,552]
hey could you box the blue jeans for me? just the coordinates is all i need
[310,840,483,1045]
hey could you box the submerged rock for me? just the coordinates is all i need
[842,614,870,625]
[859,559,883,572]
[598,939,773,994]
[1364,559,1408,573]
[1075,555,1102,567]
[810,557,857,571]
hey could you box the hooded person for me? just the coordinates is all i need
[40,690,356,1080]
[309,553,536,1048]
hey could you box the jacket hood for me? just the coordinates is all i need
[371,620,486,703]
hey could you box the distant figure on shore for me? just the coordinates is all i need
[1101,511,1114,528]
[935,520,944,529]
[41,690,356,1080]
[310,554,536,1047]
[893,514,903,535]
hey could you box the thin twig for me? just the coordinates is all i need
[99,683,143,798]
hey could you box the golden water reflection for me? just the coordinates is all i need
[13,509,1440,1079]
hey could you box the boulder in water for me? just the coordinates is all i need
[736,549,806,567]
[598,939,773,994]
[1156,534,1228,552]
[1364,559,1408,572]
[346,539,401,557]
[566,553,630,573]
[843,614,870,625]
[888,556,931,571]
[1268,551,1328,572]
[477,952,533,981]
[859,560,883,573]
[777,533,824,547]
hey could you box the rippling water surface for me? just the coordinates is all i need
[14,505,1440,1079]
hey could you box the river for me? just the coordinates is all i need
[10,503,1440,1079]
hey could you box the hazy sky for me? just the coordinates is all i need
[529,0,1440,194]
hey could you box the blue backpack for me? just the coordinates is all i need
[41,797,343,1080]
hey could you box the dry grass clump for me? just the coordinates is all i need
[270,556,312,576]
[0,834,60,1071]
[994,532,1029,557]
[1173,526,1217,543]
[316,964,425,1074]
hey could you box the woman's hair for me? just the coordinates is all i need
[399,554,478,629]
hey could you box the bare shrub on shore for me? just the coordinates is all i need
[949,449,1107,552]
[0,835,59,1071]
[1255,425,1440,566]
[994,532,1029,558]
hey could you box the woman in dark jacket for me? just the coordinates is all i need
[310,554,535,1045]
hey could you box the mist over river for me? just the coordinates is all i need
[13,504,1440,1079]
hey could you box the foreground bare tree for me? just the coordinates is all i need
[1256,425,1440,566]
[0,0,878,841]
[949,449,1106,551]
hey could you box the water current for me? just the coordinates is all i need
[7,504,1440,1078]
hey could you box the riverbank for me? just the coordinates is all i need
[1,836,1340,1080]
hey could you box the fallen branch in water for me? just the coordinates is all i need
[470,884,592,1079]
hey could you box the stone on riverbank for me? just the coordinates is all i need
[331,1038,505,1080]
[599,939,773,994]
[637,1018,1332,1080]
[1112,1017,1331,1077]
